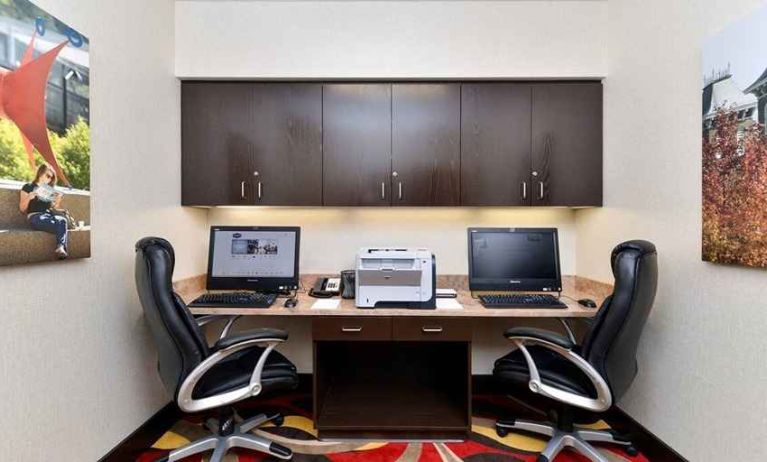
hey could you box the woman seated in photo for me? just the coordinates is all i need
[18,164,68,259]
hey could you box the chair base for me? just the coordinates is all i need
[496,418,637,462]
[162,412,292,462]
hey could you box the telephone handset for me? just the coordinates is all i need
[309,271,356,299]
[309,277,341,298]
[340,270,355,299]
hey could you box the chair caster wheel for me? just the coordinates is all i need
[536,455,549,462]
[495,425,509,437]
[272,414,285,427]
[625,445,639,456]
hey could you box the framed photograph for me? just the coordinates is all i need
[702,5,767,268]
[0,0,89,266]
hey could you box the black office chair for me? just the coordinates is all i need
[135,237,299,461]
[493,240,657,462]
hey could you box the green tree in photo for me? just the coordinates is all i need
[0,118,90,190]
[0,119,35,181]
[56,118,90,190]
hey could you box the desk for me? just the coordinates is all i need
[181,275,604,318]
[176,274,609,440]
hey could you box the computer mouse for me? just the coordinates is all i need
[284,298,298,308]
[578,298,597,308]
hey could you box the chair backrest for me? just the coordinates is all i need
[135,237,210,399]
[581,240,658,402]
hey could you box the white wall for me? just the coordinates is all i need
[175,0,607,79]
[576,0,767,460]
[0,0,208,460]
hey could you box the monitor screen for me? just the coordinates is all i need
[468,228,561,292]
[207,226,300,291]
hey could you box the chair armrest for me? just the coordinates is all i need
[214,328,289,350]
[505,333,612,413]
[195,315,222,327]
[196,315,244,341]
[504,327,575,350]
[557,318,577,344]
[177,334,287,413]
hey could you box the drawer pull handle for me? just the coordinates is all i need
[422,326,443,333]
[341,326,363,333]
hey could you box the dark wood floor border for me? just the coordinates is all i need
[101,374,686,462]
[466,375,687,462]
[606,407,689,462]
[98,402,179,462]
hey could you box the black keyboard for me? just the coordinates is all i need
[479,293,567,309]
[189,291,277,308]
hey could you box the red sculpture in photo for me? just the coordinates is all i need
[0,32,70,186]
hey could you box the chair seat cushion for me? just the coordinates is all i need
[192,347,298,399]
[493,346,597,398]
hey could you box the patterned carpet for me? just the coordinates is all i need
[137,394,650,462]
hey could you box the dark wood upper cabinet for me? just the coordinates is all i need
[249,83,323,206]
[461,84,533,206]
[182,82,256,206]
[182,81,602,208]
[532,83,603,206]
[392,84,460,206]
[181,82,322,206]
[323,84,392,206]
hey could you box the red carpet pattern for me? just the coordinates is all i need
[137,394,650,462]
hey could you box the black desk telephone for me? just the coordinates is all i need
[310,271,355,299]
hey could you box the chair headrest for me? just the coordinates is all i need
[611,240,656,272]
[135,236,175,270]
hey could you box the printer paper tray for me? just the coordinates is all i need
[357,269,421,286]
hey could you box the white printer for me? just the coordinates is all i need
[355,247,436,309]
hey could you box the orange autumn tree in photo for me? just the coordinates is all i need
[703,108,767,267]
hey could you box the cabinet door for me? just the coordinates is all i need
[323,84,392,206]
[181,82,256,206]
[532,83,602,206]
[392,84,460,206]
[250,84,323,205]
[461,84,533,206]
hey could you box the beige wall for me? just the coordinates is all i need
[175,0,607,79]
[0,0,208,460]
[576,0,767,460]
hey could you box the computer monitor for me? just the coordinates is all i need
[467,228,562,292]
[206,226,300,292]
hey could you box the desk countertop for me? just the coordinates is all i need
[175,274,611,318]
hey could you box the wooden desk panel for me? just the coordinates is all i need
[313,317,392,341]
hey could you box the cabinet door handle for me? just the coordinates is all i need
[240,181,246,199]
[521,181,528,200]
[257,182,262,200]
[538,181,545,200]
[398,182,403,200]
[422,326,443,333]
[381,182,386,200]
[341,326,363,333]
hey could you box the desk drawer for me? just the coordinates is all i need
[313,317,392,341]
[392,318,471,341]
